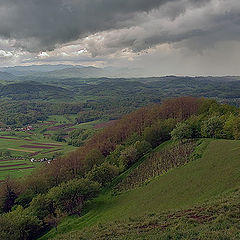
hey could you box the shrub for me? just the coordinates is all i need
[144,119,177,147]
[84,149,105,172]
[15,190,36,208]
[171,122,193,142]
[201,116,224,138]
[134,140,152,158]
[0,177,20,213]
[106,145,125,167]
[124,133,143,146]
[232,117,240,140]
[28,194,53,221]
[68,129,95,147]
[86,162,119,186]
[46,178,100,215]
[0,206,42,240]
[223,114,236,139]
[185,115,203,138]
[119,145,138,170]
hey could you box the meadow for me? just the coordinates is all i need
[41,139,240,239]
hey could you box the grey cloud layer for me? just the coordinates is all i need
[0,0,240,76]
[82,0,240,56]
[0,0,180,51]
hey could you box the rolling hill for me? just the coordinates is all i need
[0,65,141,79]
[0,71,17,81]
[41,139,240,239]
[0,81,73,100]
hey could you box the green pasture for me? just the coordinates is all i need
[41,139,240,239]
[47,114,77,124]
[0,158,38,181]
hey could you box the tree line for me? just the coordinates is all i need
[1,96,240,239]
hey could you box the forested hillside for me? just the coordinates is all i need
[2,76,240,127]
[1,97,240,239]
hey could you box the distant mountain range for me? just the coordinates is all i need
[1,65,240,82]
[0,64,141,79]
[0,71,17,81]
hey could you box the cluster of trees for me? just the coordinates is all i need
[106,139,152,171]
[68,128,95,147]
[51,130,66,142]
[171,100,240,142]
[1,96,237,239]
[0,101,84,127]
[0,178,100,240]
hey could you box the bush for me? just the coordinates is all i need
[143,119,177,147]
[105,145,125,167]
[171,122,193,142]
[185,115,203,138]
[51,130,66,142]
[201,116,224,138]
[223,114,236,139]
[84,149,105,172]
[124,133,143,146]
[86,162,119,186]
[119,145,138,169]
[28,194,53,221]
[15,191,36,208]
[0,206,42,240]
[232,117,240,140]
[0,177,20,213]
[134,140,152,158]
[47,178,100,215]
[68,129,95,147]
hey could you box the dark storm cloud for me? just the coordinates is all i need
[82,0,240,56]
[0,0,183,52]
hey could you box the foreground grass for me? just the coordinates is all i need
[41,139,240,239]
[55,187,240,240]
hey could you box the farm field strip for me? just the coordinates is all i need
[43,148,62,154]
[7,148,36,153]
[0,136,21,140]
[0,163,27,168]
[31,142,63,146]
[0,159,23,162]
[0,166,35,172]
[0,160,27,165]
[0,158,37,180]
[0,136,33,141]
[45,123,75,131]
[20,145,54,149]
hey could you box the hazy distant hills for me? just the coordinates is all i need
[1,65,240,81]
[0,71,17,81]
[0,65,141,79]
[0,64,78,76]
[0,81,73,100]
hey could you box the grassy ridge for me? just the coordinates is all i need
[55,187,240,240]
[41,139,240,239]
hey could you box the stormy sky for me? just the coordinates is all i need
[0,0,240,76]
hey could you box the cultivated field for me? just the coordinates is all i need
[0,115,115,181]
[0,158,37,181]
[0,135,76,180]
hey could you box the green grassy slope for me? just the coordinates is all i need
[41,139,240,239]
[56,187,240,240]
